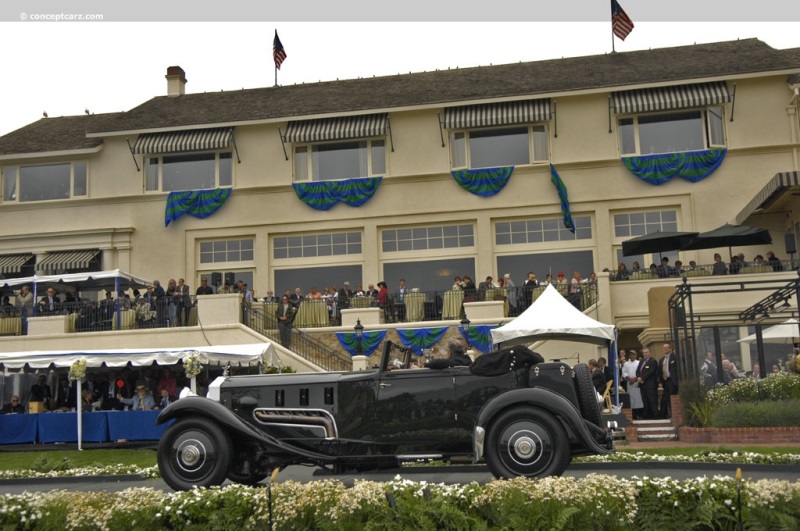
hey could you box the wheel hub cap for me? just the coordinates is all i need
[514,436,536,458]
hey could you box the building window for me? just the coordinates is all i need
[614,210,677,238]
[273,232,362,259]
[450,125,548,169]
[618,108,725,156]
[495,216,592,245]
[199,238,254,264]
[293,140,385,181]
[1,161,89,203]
[145,151,233,192]
[382,224,474,253]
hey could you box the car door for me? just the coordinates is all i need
[372,368,465,455]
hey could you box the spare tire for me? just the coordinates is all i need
[573,363,603,428]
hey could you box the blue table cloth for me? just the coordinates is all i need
[36,412,109,443]
[106,410,171,441]
[0,414,38,444]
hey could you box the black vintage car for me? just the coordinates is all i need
[156,342,615,491]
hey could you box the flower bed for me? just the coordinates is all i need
[0,475,798,530]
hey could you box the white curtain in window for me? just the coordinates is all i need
[450,133,466,168]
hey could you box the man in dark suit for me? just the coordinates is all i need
[196,277,214,296]
[38,287,61,315]
[176,278,191,326]
[276,295,296,348]
[425,338,472,369]
[588,359,606,396]
[522,272,539,309]
[636,347,659,420]
[658,343,679,418]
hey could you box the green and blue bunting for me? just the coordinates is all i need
[451,166,514,197]
[396,327,449,356]
[336,330,388,357]
[622,148,727,185]
[292,177,382,211]
[549,164,575,233]
[165,188,232,227]
[460,324,499,353]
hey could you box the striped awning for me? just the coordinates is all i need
[612,82,731,114]
[37,250,100,271]
[736,171,800,224]
[0,254,33,274]
[284,114,388,143]
[132,128,233,154]
[443,99,552,129]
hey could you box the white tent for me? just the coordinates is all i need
[0,269,151,293]
[0,343,276,369]
[491,284,616,346]
[737,318,800,345]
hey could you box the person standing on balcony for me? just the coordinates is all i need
[712,253,728,275]
[176,278,191,326]
[15,284,33,334]
[196,277,214,296]
[276,295,296,348]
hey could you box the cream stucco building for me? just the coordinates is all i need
[2,39,800,374]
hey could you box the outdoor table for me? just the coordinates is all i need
[484,288,509,316]
[263,302,279,328]
[350,295,373,309]
[112,310,136,330]
[295,299,329,327]
[106,410,172,441]
[442,290,464,320]
[0,414,38,444]
[404,292,425,322]
[36,411,109,443]
[0,317,22,336]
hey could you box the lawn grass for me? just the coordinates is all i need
[0,448,157,471]
[617,445,800,456]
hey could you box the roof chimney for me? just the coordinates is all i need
[165,66,187,97]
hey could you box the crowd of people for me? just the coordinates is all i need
[2,367,186,415]
[613,251,786,281]
[605,343,679,420]
[698,348,798,386]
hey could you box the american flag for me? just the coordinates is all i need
[273,30,287,70]
[611,0,634,41]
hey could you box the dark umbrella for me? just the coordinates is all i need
[680,223,772,256]
[622,231,699,257]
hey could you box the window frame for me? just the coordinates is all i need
[292,138,386,182]
[144,150,234,193]
[1,161,89,203]
[449,123,549,170]
[617,107,726,156]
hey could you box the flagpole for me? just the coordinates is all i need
[610,0,616,53]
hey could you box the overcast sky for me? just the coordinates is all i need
[1,19,798,137]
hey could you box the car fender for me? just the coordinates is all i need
[157,396,338,462]
[473,387,611,460]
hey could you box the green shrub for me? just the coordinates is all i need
[679,378,708,427]
[706,372,800,407]
[711,399,800,427]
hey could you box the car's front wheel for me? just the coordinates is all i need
[158,417,232,491]
[484,407,570,479]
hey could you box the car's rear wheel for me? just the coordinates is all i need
[158,417,232,491]
[573,363,603,427]
[485,407,570,479]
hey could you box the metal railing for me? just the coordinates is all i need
[247,305,352,372]
[612,259,794,281]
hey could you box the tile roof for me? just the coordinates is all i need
[0,113,123,156]
[1,39,798,157]
[91,39,800,134]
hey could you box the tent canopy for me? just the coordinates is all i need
[737,318,800,345]
[0,269,151,293]
[0,343,275,369]
[491,284,616,346]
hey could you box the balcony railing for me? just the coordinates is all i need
[611,259,795,281]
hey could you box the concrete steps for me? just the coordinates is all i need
[631,419,678,442]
